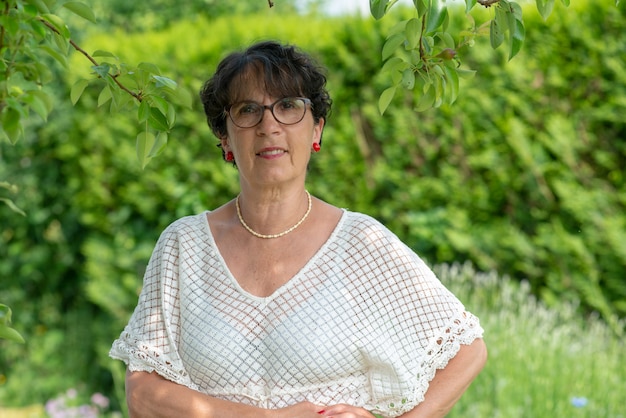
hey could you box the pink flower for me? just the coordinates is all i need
[91,392,110,409]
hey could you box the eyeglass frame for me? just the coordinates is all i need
[225,97,312,128]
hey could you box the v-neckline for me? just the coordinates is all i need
[202,209,347,302]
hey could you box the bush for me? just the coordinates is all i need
[1,0,624,409]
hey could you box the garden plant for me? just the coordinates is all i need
[1,0,625,416]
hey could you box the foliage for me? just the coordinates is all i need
[0,0,191,166]
[90,0,297,31]
[0,303,24,343]
[1,0,625,412]
[371,0,621,113]
[2,263,625,417]
[371,0,549,113]
[438,262,626,417]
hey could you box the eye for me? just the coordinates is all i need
[278,98,300,111]
[234,103,260,115]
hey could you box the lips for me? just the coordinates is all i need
[257,148,286,157]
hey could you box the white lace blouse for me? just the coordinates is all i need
[110,210,483,417]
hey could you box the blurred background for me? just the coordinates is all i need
[1,0,625,416]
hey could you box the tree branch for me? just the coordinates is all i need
[477,0,500,7]
[37,17,142,102]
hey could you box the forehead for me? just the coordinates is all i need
[227,61,302,104]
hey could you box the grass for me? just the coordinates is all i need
[438,262,626,418]
[2,262,624,417]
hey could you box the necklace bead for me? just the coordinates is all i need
[236,191,312,239]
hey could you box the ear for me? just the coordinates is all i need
[312,117,325,146]
[220,136,230,152]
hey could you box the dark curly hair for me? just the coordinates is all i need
[199,41,332,143]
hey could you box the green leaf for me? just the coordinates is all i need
[0,325,25,343]
[370,0,390,19]
[136,131,156,169]
[425,0,448,35]
[387,20,410,38]
[34,61,54,84]
[97,86,112,107]
[382,56,404,73]
[28,19,47,39]
[536,0,555,20]
[401,68,415,89]
[0,305,24,343]
[92,50,118,59]
[442,65,460,104]
[70,79,89,105]
[456,68,477,79]
[53,32,70,55]
[0,198,26,216]
[152,75,177,90]
[166,105,176,127]
[138,62,161,76]
[0,182,18,193]
[138,100,150,123]
[63,2,97,23]
[437,31,456,49]
[148,107,170,132]
[465,0,477,14]
[490,14,505,49]
[24,90,53,121]
[40,45,69,68]
[149,95,170,116]
[0,304,12,326]
[507,3,525,59]
[92,64,111,79]
[405,18,422,50]
[415,82,436,112]
[148,132,168,158]
[28,0,50,13]
[382,33,406,61]
[168,86,193,109]
[1,107,23,144]
[41,13,70,38]
[413,0,428,17]
[378,86,397,115]
[509,18,525,59]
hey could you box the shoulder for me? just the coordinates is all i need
[156,212,211,247]
[340,210,401,244]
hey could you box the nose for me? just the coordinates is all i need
[256,106,281,132]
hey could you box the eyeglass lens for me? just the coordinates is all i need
[229,97,308,128]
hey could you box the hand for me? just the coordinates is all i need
[317,404,378,418]
[271,401,327,418]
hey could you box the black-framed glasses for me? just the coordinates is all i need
[226,97,312,128]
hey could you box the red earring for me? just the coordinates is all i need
[225,151,234,162]
[312,143,321,153]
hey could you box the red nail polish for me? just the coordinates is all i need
[317,410,325,414]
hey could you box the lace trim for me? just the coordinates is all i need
[370,310,483,417]
[109,332,199,391]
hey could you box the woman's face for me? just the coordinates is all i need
[220,80,324,190]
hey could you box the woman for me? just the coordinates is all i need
[110,40,487,418]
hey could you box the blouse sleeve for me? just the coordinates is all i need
[347,214,484,416]
[109,221,199,390]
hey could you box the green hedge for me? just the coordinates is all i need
[1,0,624,407]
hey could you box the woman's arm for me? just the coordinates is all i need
[318,339,487,418]
[400,338,488,418]
[126,370,326,418]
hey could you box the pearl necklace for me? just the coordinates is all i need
[236,191,312,239]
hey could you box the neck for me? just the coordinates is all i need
[236,190,312,239]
